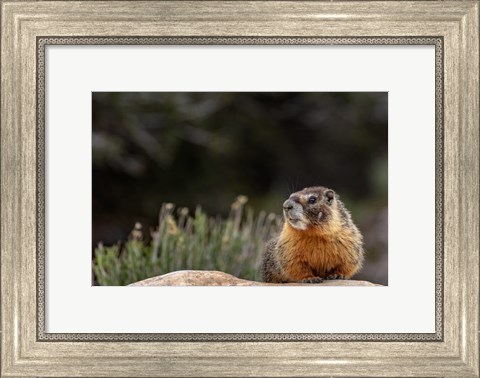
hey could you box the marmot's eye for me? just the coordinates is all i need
[307,196,316,204]
[325,190,335,203]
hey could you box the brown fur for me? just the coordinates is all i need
[262,186,364,283]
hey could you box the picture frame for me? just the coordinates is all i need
[1,1,478,376]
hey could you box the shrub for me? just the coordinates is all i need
[93,196,283,286]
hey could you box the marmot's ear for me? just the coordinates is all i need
[325,190,335,203]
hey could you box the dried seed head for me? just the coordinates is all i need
[236,195,248,205]
[166,215,178,235]
[131,223,143,241]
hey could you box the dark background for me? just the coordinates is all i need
[92,92,388,284]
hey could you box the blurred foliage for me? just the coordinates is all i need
[93,92,388,285]
[94,198,282,286]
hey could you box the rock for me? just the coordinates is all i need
[128,270,382,286]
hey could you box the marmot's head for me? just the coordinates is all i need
[283,186,337,231]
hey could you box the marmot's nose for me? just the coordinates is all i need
[283,199,295,210]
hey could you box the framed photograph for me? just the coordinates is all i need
[1,1,478,377]
[91,91,388,289]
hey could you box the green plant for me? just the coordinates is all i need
[93,196,283,285]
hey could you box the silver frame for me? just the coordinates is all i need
[36,36,444,343]
[2,2,478,376]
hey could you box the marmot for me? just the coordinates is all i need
[262,186,364,283]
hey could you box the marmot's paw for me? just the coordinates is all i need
[301,277,324,284]
[325,274,344,280]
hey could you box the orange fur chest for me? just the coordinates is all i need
[278,223,355,279]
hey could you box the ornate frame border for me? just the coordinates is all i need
[36,36,444,343]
